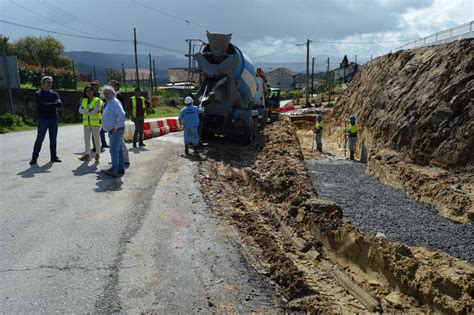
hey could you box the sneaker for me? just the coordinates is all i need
[29,159,37,165]
[51,157,62,163]
[139,142,146,147]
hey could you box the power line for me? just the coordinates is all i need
[252,43,305,59]
[10,0,95,37]
[41,0,126,39]
[0,19,131,42]
[0,19,186,55]
[130,0,258,41]
[311,38,416,44]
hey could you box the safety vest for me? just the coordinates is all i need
[82,97,102,127]
[315,121,324,132]
[131,96,146,118]
[347,123,357,136]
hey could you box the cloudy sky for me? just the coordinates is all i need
[1,0,472,66]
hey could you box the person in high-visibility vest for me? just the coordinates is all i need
[78,86,102,162]
[90,80,109,151]
[346,115,357,160]
[314,114,324,152]
[128,87,150,148]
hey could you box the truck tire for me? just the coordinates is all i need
[243,119,256,145]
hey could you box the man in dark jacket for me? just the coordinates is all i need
[30,76,62,164]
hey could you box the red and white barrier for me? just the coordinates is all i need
[124,117,181,142]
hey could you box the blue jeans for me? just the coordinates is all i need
[184,126,199,145]
[32,118,58,160]
[108,128,125,173]
[100,129,107,147]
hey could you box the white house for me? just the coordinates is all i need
[267,67,295,90]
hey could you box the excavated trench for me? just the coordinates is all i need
[306,158,474,263]
[196,118,473,314]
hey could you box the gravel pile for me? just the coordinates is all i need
[306,159,474,263]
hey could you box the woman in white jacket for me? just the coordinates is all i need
[78,86,102,162]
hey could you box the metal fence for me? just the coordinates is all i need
[397,20,473,50]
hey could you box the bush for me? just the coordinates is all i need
[0,113,36,133]
[18,62,77,89]
[0,113,23,129]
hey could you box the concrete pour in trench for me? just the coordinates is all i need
[306,159,474,263]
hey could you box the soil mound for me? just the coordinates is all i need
[325,39,474,222]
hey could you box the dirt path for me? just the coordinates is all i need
[197,118,473,313]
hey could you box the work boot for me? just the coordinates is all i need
[185,144,189,155]
[193,145,199,155]
[318,144,322,152]
[79,154,90,161]
[139,142,146,147]
[350,151,354,160]
[133,143,137,148]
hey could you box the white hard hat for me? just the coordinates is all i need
[184,96,193,105]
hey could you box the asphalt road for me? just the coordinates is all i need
[0,125,279,313]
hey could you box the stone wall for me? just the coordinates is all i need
[0,89,145,122]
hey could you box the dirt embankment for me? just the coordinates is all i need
[197,118,473,313]
[323,39,474,223]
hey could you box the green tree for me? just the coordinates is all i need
[0,35,11,54]
[105,68,124,83]
[11,35,69,69]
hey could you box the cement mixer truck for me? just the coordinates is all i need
[194,33,266,143]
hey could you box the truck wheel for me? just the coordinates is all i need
[243,119,256,144]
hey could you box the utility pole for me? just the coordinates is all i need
[148,53,153,92]
[305,39,311,106]
[311,56,315,97]
[93,65,96,80]
[152,58,157,91]
[327,57,330,105]
[121,63,126,90]
[134,27,140,89]
[71,60,77,89]
[2,45,14,114]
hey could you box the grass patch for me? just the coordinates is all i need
[146,105,181,118]
[0,113,36,134]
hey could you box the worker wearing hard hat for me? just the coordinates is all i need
[346,115,357,160]
[179,96,202,155]
[314,114,324,152]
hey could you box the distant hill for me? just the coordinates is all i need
[65,51,188,82]
[65,51,370,83]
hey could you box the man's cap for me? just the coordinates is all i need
[184,96,193,105]
[90,80,100,86]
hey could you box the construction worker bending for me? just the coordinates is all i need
[346,115,357,160]
[314,114,324,152]
[179,96,202,155]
